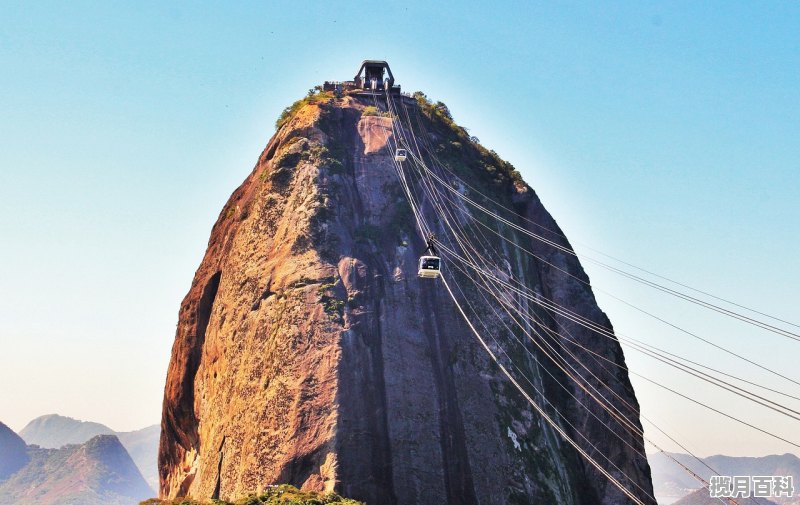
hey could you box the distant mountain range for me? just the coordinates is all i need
[650,452,800,505]
[19,414,159,491]
[673,487,779,505]
[20,414,115,448]
[7,415,799,505]
[0,422,152,505]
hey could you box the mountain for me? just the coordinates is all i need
[650,452,800,504]
[19,414,159,491]
[159,78,655,504]
[20,414,114,448]
[673,487,778,505]
[116,425,160,491]
[0,434,152,505]
[0,422,29,480]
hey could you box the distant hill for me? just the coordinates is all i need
[0,434,152,505]
[673,487,778,505]
[650,452,800,504]
[0,422,29,480]
[20,414,114,448]
[116,425,160,491]
[19,414,159,491]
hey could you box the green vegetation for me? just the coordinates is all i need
[361,106,390,118]
[361,106,380,116]
[268,167,294,191]
[140,484,364,505]
[317,278,338,293]
[263,138,307,189]
[412,92,459,132]
[317,277,344,321]
[322,297,344,319]
[276,150,302,169]
[275,88,334,130]
[306,143,344,175]
[412,91,524,187]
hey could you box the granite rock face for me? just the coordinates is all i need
[159,92,655,504]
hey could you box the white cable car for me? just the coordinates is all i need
[418,255,441,278]
[418,236,441,279]
[395,148,407,162]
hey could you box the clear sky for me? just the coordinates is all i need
[1,1,798,458]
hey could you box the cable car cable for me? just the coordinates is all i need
[426,179,800,390]
[439,239,800,415]
[439,240,800,447]
[401,99,798,333]
[384,93,659,502]
[398,98,800,341]
[441,274,650,505]
[387,92,750,503]
[420,160,800,343]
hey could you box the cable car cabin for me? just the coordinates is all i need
[418,255,441,279]
[395,148,407,162]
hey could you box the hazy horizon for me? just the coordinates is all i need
[5,413,157,434]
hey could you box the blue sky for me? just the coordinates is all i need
[1,1,798,457]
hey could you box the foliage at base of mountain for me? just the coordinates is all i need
[140,484,365,505]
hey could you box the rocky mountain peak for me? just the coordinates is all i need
[159,85,654,504]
